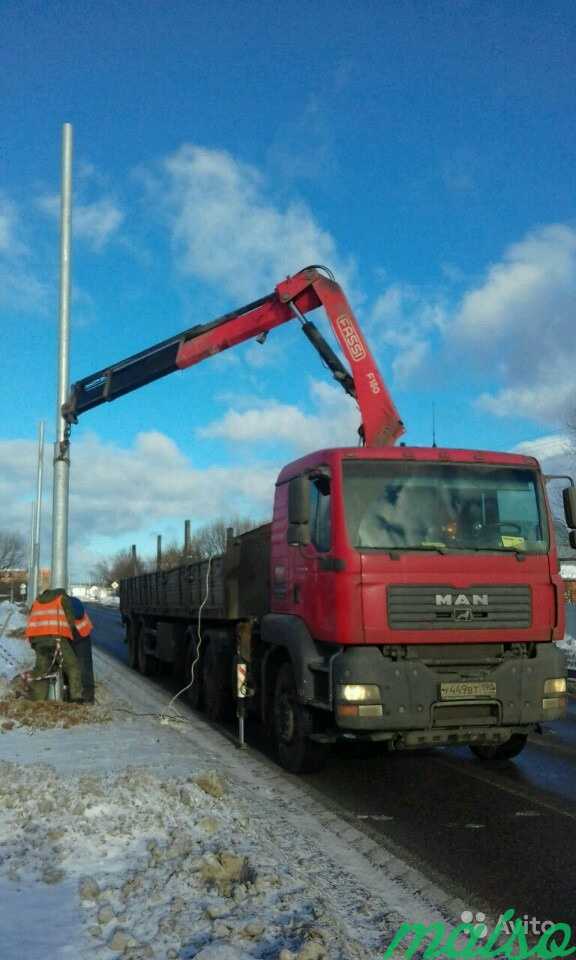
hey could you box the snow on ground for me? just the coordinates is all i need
[0,647,460,960]
[557,605,576,670]
[0,600,35,683]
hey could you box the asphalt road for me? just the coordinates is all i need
[88,602,576,930]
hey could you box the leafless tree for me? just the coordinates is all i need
[90,517,261,581]
[90,548,146,585]
[0,531,26,571]
[190,517,258,560]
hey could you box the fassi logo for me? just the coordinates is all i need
[336,313,366,361]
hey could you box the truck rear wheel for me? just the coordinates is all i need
[203,639,233,723]
[137,630,157,677]
[469,733,527,763]
[273,662,328,774]
[127,619,139,670]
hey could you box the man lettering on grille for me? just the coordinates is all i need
[25,588,83,702]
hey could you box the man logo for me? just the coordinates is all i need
[435,593,489,607]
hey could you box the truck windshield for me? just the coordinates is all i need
[343,460,549,554]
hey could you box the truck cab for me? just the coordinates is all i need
[263,446,568,768]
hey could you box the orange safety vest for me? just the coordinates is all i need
[25,595,74,641]
[74,612,93,638]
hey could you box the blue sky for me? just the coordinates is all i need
[1,0,575,579]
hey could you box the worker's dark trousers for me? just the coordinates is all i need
[73,636,95,703]
[31,637,83,701]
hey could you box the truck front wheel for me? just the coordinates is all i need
[469,733,527,764]
[273,662,328,774]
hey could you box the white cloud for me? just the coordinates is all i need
[198,379,361,452]
[152,144,354,301]
[477,373,576,423]
[0,193,21,253]
[369,283,444,385]
[0,431,278,579]
[368,224,576,426]
[455,225,576,340]
[0,264,49,315]
[513,433,576,517]
[513,433,575,472]
[453,224,576,424]
[38,194,124,251]
[0,193,48,314]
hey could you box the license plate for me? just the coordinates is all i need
[440,681,497,700]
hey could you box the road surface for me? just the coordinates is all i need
[88,602,576,930]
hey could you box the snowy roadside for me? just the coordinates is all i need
[557,605,576,672]
[0,646,463,960]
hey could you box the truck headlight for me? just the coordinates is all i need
[544,678,567,695]
[338,684,380,703]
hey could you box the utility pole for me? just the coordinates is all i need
[30,421,45,603]
[51,123,73,589]
[184,519,191,558]
[156,535,162,571]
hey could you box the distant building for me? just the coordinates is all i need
[0,567,50,601]
[70,583,116,602]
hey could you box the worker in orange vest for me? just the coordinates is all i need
[71,597,95,704]
[25,588,83,702]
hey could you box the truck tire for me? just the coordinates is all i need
[137,631,157,677]
[469,733,527,764]
[127,619,139,670]
[273,662,328,774]
[203,640,232,723]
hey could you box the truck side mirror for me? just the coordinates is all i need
[563,486,576,529]
[288,475,309,524]
[287,475,310,546]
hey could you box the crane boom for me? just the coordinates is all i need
[63,266,404,446]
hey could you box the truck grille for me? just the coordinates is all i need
[387,585,532,631]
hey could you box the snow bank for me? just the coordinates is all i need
[557,605,576,670]
[0,721,399,960]
[0,601,34,682]
[1,758,354,960]
[0,650,456,960]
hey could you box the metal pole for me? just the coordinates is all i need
[27,501,35,604]
[131,545,137,576]
[184,520,191,558]
[51,123,73,589]
[156,534,162,571]
[30,421,45,603]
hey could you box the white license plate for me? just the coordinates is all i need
[440,681,497,700]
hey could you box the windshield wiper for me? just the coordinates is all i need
[390,545,448,555]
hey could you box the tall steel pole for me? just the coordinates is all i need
[51,123,73,589]
[30,420,45,603]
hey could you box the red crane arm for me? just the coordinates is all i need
[175,268,404,446]
[64,266,404,447]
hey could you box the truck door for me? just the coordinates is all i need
[294,471,337,641]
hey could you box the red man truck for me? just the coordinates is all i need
[64,266,576,772]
